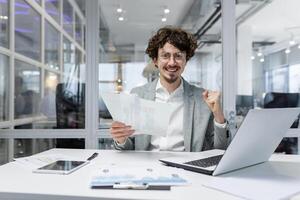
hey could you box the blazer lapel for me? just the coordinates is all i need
[143,78,158,100]
[183,79,195,152]
[136,79,158,149]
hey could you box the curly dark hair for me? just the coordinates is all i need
[146,26,198,61]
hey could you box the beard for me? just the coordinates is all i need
[161,72,180,84]
[158,64,184,86]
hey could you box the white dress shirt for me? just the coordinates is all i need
[149,79,185,151]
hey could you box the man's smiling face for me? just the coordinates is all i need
[154,42,187,84]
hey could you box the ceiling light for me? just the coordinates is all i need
[117,8,122,13]
[298,44,300,49]
[0,16,8,20]
[289,40,296,45]
[48,75,57,80]
[118,16,124,21]
[164,8,170,14]
[259,57,264,62]
[257,52,262,57]
[161,17,167,22]
[251,56,255,60]
[285,48,291,54]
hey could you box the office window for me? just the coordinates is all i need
[236,0,300,154]
[123,62,147,92]
[0,0,9,48]
[98,63,117,124]
[45,21,60,70]
[39,71,59,128]
[83,25,85,50]
[34,0,41,5]
[45,0,60,23]
[14,60,41,119]
[15,0,41,61]
[98,138,114,149]
[63,37,75,81]
[75,48,82,67]
[63,0,73,37]
[236,0,300,112]
[14,139,55,158]
[289,64,300,93]
[75,14,82,45]
[76,48,85,81]
[0,0,87,157]
[266,67,288,93]
[0,54,9,122]
[60,38,85,129]
[0,139,9,165]
[99,63,116,81]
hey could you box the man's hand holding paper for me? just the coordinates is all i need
[110,121,135,144]
[102,92,175,142]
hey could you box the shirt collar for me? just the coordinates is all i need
[156,77,184,97]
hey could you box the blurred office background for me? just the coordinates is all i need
[0,0,299,165]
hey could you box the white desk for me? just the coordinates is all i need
[1,149,300,200]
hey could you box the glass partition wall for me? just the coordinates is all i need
[0,0,86,162]
[236,0,300,154]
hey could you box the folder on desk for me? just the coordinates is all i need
[92,183,171,190]
[90,166,187,190]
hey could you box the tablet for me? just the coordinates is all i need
[33,160,89,175]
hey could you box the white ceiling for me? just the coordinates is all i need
[240,0,300,43]
[98,0,300,62]
[99,0,194,50]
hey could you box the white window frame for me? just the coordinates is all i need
[0,0,88,161]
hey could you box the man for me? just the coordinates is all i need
[110,26,229,152]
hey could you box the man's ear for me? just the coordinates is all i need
[153,58,158,67]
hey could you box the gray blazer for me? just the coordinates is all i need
[114,78,229,152]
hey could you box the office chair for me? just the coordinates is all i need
[263,92,300,154]
[55,82,85,149]
[263,92,299,108]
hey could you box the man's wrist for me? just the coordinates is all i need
[213,111,225,124]
[214,119,227,128]
[114,138,127,146]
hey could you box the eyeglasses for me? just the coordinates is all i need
[158,52,186,62]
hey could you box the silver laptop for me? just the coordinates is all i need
[159,108,300,176]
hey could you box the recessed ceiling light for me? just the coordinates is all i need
[117,8,122,13]
[251,56,255,60]
[257,52,262,57]
[285,48,291,54]
[118,16,124,21]
[259,58,264,62]
[289,40,296,45]
[161,17,167,22]
[0,16,8,20]
[164,8,170,14]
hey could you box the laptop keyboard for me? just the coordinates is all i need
[184,155,223,168]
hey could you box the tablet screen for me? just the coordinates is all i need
[37,160,87,172]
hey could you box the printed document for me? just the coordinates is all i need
[90,165,188,187]
[101,92,175,136]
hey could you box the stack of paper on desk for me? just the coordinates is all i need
[101,92,176,136]
[90,165,188,189]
